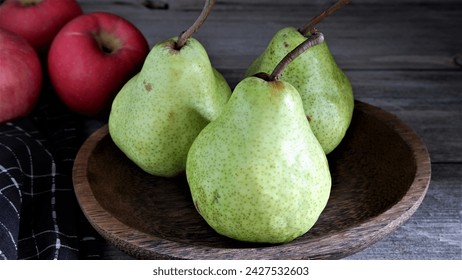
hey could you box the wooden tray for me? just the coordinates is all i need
[73,101,431,259]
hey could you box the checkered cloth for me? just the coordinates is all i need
[0,91,103,259]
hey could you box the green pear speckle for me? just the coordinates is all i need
[186,76,331,243]
[108,37,231,177]
[245,27,354,154]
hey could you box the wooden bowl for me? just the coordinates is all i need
[73,101,431,259]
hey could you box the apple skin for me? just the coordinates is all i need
[47,12,150,116]
[0,0,83,52]
[0,28,43,123]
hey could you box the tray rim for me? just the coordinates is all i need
[72,101,431,259]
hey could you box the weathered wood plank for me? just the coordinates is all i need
[78,0,462,10]
[347,70,462,164]
[78,1,462,70]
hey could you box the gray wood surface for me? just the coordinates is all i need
[77,0,462,259]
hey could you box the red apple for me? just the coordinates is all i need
[47,12,150,116]
[0,0,83,53]
[0,28,42,123]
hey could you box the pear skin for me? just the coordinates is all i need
[109,37,231,177]
[186,76,331,243]
[246,27,354,154]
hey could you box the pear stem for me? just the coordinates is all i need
[176,0,216,49]
[299,0,352,36]
[269,32,324,81]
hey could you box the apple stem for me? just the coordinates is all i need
[176,0,217,49]
[269,32,324,81]
[299,0,352,36]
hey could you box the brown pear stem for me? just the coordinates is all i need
[176,0,216,49]
[299,0,352,36]
[269,32,324,81]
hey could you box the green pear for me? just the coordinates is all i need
[186,76,331,243]
[108,36,231,177]
[245,27,354,154]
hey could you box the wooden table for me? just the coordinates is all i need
[77,0,461,259]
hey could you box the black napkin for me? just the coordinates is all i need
[0,91,104,259]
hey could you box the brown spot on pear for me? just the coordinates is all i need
[143,80,153,91]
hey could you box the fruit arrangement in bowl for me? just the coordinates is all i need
[107,0,353,245]
[72,0,430,259]
[0,0,431,259]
